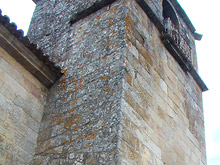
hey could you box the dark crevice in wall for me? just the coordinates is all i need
[162,0,179,28]
[70,0,117,25]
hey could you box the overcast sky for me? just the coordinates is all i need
[0,0,219,164]
[178,0,220,164]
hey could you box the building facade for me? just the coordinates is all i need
[1,0,207,164]
[0,10,61,164]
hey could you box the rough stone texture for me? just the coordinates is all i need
[0,46,47,164]
[29,0,128,164]
[119,1,206,164]
[28,0,206,164]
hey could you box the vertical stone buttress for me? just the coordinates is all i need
[28,0,128,164]
[28,0,206,164]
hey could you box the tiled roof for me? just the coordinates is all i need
[0,9,62,87]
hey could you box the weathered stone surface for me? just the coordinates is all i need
[119,0,206,164]
[28,0,128,164]
[26,0,206,164]
[0,47,47,164]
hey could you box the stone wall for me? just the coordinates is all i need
[0,47,47,164]
[119,1,206,164]
[29,0,128,164]
[28,0,206,164]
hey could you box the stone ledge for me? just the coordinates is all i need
[70,0,117,25]
[161,35,208,91]
[136,0,208,92]
[161,34,190,72]
[0,24,61,88]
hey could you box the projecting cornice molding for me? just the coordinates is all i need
[70,0,117,25]
[136,0,208,92]
[0,10,62,88]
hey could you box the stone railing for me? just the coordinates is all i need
[162,18,192,62]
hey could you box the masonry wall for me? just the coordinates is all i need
[28,0,128,164]
[119,1,206,164]
[28,0,206,164]
[0,47,47,164]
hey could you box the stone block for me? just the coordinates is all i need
[159,78,167,94]
[140,143,151,163]
[0,106,7,122]
[173,141,185,161]
[23,77,45,103]
[136,41,153,66]
[13,96,43,123]
[0,55,23,85]
[3,72,27,99]
[120,139,141,164]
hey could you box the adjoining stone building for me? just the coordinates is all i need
[0,10,62,164]
[1,0,207,164]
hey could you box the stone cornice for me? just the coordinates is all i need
[0,10,62,88]
[0,24,61,88]
[136,0,208,92]
[70,0,117,25]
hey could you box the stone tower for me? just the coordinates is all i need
[28,0,207,164]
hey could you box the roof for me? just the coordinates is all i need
[0,9,62,88]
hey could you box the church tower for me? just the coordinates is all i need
[28,0,207,164]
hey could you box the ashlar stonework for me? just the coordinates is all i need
[0,9,61,164]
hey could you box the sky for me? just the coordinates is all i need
[0,0,220,164]
[177,0,220,164]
